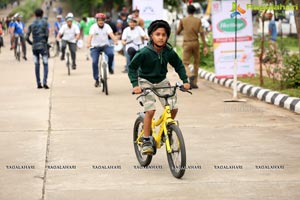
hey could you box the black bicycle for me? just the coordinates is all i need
[14,35,21,61]
[65,45,71,76]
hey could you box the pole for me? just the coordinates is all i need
[224,0,246,102]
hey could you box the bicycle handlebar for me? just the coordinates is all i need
[133,82,192,100]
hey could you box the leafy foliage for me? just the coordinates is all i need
[281,54,300,88]
[9,0,44,21]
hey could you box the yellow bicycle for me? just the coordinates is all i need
[133,83,192,178]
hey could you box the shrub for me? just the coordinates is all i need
[281,54,300,89]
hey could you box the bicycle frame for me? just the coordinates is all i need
[136,100,178,154]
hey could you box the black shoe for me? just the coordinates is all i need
[94,80,100,87]
[60,56,65,61]
[43,84,50,89]
[109,68,114,74]
[37,84,43,89]
[72,64,76,69]
[23,56,27,61]
[142,138,154,155]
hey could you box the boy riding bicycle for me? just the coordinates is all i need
[128,20,190,155]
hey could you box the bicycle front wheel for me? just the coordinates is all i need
[166,124,186,179]
[101,62,108,95]
[133,116,152,166]
[16,44,21,62]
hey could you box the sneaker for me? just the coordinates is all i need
[37,84,43,89]
[43,84,50,89]
[94,80,100,87]
[142,138,154,155]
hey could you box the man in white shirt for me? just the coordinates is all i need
[87,13,118,87]
[56,13,80,69]
[122,15,147,61]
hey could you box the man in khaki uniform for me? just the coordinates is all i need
[177,5,208,89]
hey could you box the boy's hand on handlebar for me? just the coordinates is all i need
[183,83,190,90]
[133,86,142,94]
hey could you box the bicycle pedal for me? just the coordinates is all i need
[142,151,153,156]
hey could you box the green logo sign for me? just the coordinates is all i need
[217,18,246,32]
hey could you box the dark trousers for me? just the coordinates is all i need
[33,48,49,86]
[61,40,77,65]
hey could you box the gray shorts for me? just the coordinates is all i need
[138,78,178,112]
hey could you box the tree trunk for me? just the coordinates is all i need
[259,11,268,87]
[291,0,300,56]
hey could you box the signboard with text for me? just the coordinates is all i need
[212,0,255,78]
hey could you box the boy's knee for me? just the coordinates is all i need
[146,110,155,117]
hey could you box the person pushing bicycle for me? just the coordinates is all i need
[128,20,190,155]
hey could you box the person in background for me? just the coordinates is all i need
[25,8,49,89]
[11,13,27,60]
[122,15,147,62]
[177,5,208,89]
[267,12,277,54]
[262,12,278,63]
[80,16,91,60]
[132,8,144,29]
[54,15,63,56]
[56,13,80,69]
[105,12,118,71]
[0,21,4,49]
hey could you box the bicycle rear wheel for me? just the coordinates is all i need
[66,52,70,76]
[133,116,152,166]
[101,62,108,95]
[166,124,186,179]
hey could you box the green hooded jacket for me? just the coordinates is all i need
[128,43,188,87]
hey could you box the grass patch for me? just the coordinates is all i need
[254,36,299,52]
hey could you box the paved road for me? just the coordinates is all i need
[1,7,300,200]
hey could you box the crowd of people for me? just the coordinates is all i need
[1,3,212,154]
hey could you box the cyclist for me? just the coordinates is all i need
[56,13,80,69]
[128,20,190,155]
[121,15,147,62]
[25,8,49,89]
[87,13,118,87]
[0,21,3,49]
[11,13,27,60]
